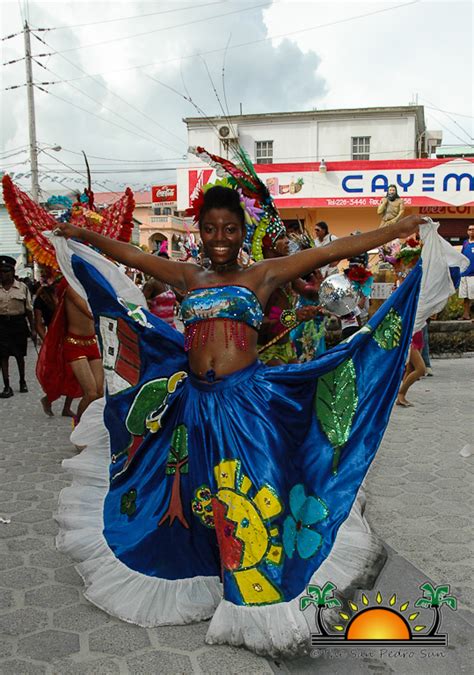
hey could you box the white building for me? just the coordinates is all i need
[179,106,474,242]
[185,105,429,164]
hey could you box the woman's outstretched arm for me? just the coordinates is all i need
[54,223,194,289]
[262,215,424,287]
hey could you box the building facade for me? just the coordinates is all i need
[179,106,473,244]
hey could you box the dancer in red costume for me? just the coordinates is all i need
[2,175,136,421]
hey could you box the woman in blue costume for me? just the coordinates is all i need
[50,162,430,656]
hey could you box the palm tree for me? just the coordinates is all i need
[300,582,342,636]
[414,583,457,636]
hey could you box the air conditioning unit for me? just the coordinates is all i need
[218,125,238,141]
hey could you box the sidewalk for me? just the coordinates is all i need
[0,353,472,673]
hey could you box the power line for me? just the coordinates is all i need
[35,85,183,151]
[39,151,128,196]
[427,113,474,148]
[35,1,421,85]
[421,97,473,142]
[423,106,474,120]
[41,2,271,54]
[40,147,185,163]
[35,0,229,30]
[32,33,186,150]
[31,56,183,155]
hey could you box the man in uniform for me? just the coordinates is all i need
[0,255,37,397]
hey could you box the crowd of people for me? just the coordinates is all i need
[2,218,473,414]
[1,158,472,656]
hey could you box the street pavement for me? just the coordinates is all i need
[0,352,472,674]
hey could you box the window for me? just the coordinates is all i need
[153,206,162,215]
[162,207,172,215]
[255,140,273,164]
[351,136,370,160]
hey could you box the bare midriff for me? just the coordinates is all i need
[64,296,95,337]
[187,321,258,380]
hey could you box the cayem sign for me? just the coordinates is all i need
[177,158,474,209]
[152,185,177,203]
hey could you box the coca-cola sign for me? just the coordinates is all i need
[152,184,177,203]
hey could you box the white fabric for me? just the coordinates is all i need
[413,220,470,332]
[56,399,222,627]
[46,232,146,310]
[57,399,385,655]
[206,490,385,656]
[459,276,474,300]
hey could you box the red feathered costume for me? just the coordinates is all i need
[36,279,83,402]
[2,175,135,403]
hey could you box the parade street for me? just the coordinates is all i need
[0,352,473,675]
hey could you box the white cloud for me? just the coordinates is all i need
[1,0,472,195]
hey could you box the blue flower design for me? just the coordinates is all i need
[282,484,328,559]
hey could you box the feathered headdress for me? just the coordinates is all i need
[2,175,135,271]
[187,146,286,261]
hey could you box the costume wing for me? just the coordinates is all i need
[193,146,264,200]
[2,174,59,269]
[99,188,135,242]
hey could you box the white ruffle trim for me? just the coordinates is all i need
[56,398,222,627]
[57,398,385,654]
[206,490,386,657]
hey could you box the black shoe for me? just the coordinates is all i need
[0,386,14,398]
[19,382,28,393]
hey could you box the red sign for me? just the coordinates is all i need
[188,169,213,201]
[152,184,177,203]
[419,206,472,215]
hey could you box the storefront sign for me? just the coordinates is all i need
[419,205,472,215]
[152,185,177,203]
[177,158,474,209]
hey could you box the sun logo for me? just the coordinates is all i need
[301,582,456,647]
[334,592,425,640]
[192,459,284,606]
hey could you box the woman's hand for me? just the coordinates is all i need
[53,222,84,239]
[391,214,425,240]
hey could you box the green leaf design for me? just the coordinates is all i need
[373,308,402,350]
[315,359,358,473]
[120,488,137,516]
[165,425,189,476]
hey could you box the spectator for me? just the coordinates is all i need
[314,221,338,277]
[377,185,405,228]
[459,224,474,320]
[0,255,36,397]
[314,221,337,247]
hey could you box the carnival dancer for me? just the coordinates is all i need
[54,188,422,653]
[3,155,463,656]
[34,274,77,417]
[2,176,136,419]
[288,234,328,361]
[257,227,319,365]
[143,243,178,329]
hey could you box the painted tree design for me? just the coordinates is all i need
[414,583,457,636]
[300,582,342,636]
[159,424,190,529]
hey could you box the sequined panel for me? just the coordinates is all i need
[181,286,263,331]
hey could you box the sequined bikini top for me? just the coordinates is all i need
[181,286,264,352]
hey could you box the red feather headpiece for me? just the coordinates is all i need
[2,175,135,271]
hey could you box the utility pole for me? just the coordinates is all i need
[23,21,40,203]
